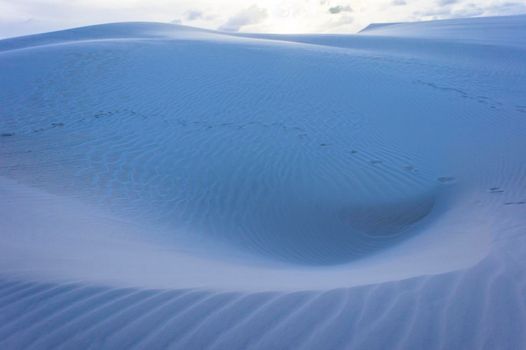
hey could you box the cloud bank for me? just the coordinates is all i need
[218,5,268,32]
[0,0,525,38]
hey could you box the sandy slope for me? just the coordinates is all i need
[1,14,526,349]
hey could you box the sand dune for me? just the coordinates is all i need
[1,14,526,349]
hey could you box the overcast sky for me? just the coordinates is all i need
[1,0,525,38]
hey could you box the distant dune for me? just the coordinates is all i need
[1,14,526,349]
[359,22,404,33]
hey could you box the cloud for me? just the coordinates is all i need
[328,5,353,14]
[484,1,526,15]
[1,0,526,38]
[450,4,484,18]
[326,14,354,29]
[414,7,453,18]
[185,10,203,21]
[172,9,211,25]
[218,5,267,32]
[437,0,458,6]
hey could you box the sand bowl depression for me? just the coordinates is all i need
[0,23,454,268]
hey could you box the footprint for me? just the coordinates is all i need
[1,132,14,137]
[320,143,329,147]
[370,160,383,165]
[350,150,358,154]
[489,187,504,193]
[437,176,455,183]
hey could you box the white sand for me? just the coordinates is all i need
[1,15,525,349]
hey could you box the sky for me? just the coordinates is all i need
[0,0,525,38]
